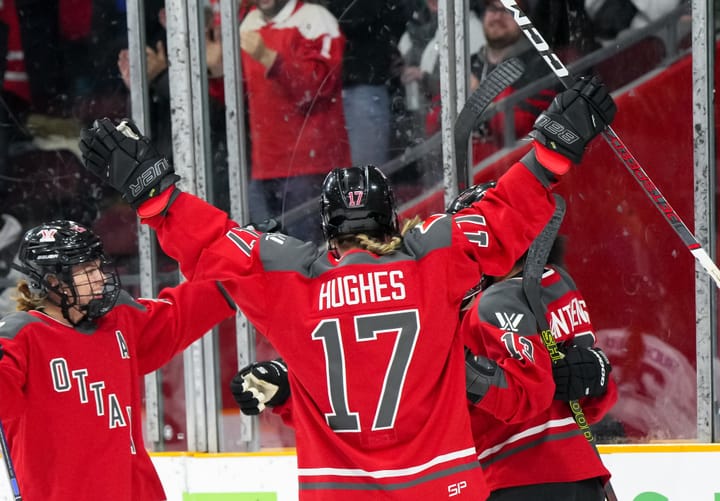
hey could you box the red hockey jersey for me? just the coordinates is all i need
[463,265,617,492]
[240,0,350,180]
[146,162,556,500]
[0,281,236,501]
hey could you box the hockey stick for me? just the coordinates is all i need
[499,0,720,289]
[0,421,20,500]
[454,57,525,192]
[522,194,618,501]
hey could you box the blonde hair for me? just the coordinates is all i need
[337,216,423,256]
[14,279,46,312]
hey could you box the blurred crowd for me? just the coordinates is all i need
[0,0,691,250]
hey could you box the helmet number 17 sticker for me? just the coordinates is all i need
[346,190,364,207]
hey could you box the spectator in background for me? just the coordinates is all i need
[398,0,485,138]
[118,6,229,213]
[239,0,350,246]
[526,0,599,56]
[15,0,130,118]
[117,14,171,159]
[585,0,685,44]
[469,0,560,161]
[0,0,31,193]
[117,3,171,159]
[325,0,410,166]
[118,6,225,163]
[0,213,21,316]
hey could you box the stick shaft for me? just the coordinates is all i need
[522,195,618,501]
[0,422,20,500]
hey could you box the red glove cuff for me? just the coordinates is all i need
[534,142,573,175]
[137,188,175,218]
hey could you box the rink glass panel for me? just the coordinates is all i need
[0,0,714,451]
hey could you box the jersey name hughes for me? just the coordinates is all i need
[318,270,407,310]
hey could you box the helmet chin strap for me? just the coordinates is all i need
[45,281,90,327]
[57,294,91,327]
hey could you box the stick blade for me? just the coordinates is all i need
[454,57,526,191]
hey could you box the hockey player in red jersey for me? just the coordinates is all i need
[448,183,618,501]
[0,220,237,500]
[237,186,618,501]
[79,75,615,500]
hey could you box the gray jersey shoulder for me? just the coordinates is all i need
[257,219,456,277]
[476,278,538,336]
[116,290,146,311]
[402,215,453,259]
[0,312,44,339]
[257,233,325,277]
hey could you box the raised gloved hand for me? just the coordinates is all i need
[530,76,617,166]
[229,359,290,415]
[79,117,179,209]
[552,345,611,401]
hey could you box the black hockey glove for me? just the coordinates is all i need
[465,348,504,404]
[229,359,290,415]
[79,117,179,209]
[245,218,284,234]
[552,345,612,401]
[530,76,617,164]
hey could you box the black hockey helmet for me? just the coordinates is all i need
[447,181,497,308]
[320,165,399,242]
[14,220,120,324]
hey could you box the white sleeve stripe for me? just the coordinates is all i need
[297,447,477,479]
[477,417,577,460]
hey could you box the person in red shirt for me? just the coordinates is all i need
[239,0,351,245]
[78,75,615,500]
[0,220,236,500]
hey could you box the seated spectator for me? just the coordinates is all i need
[585,0,685,44]
[469,0,562,162]
[398,0,486,138]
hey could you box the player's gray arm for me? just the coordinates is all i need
[465,348,507,404]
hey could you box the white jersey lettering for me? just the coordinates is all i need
[319,270,406,310]
[72,369,89,403]
[115,331,130,359]
[550,298,590,338]
[108,394,126,428]
[50,358,71,392]
[89,381,106,416]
